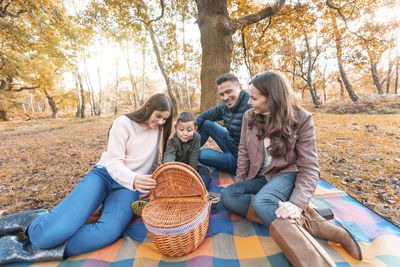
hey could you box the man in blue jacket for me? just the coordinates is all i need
[196,73,251,174]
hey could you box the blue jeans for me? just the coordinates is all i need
[28,166,139,257]
[221,172,297,227]
[198,120,237,174]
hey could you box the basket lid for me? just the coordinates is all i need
[149,162,207,201]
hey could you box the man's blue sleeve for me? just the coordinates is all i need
[196,104,224,128]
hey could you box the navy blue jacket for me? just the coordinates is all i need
[196,90,251,157]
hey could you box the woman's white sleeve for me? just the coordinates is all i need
[104,117,138,191]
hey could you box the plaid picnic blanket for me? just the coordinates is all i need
[7,169,400,266]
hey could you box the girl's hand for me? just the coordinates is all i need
[134,174,156,193]
[275,201,302,219]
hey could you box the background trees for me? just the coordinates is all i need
[0,0,398,121]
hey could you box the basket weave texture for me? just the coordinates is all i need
[142,162,210,257]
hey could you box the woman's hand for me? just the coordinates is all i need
[275,201,303,219]
[134,174,156,193]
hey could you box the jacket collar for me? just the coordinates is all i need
[172,132,193,145]
[229,90,247,112]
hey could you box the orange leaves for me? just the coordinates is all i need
[314,111,400,226]
[0,117,110,216]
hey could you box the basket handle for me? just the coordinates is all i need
[150,162,208,201]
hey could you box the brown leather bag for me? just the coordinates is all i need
[270,218,336,267]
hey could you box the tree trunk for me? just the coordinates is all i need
[75,67,82,118]
[330,10,358,102]
[292,64,296,89]
[386,42,394,94]
[75,65,85,118]
[44,89,58,118]
[0,109,8,121]
[146,22,178,112]
[304,33,319,108]
[371,62,383,94]
[96,67,102,116]
[195,0,285,111]
[182,14,191,109]
[196,0,233,112]
[338,78,344,96]
[395,57,399,94]
[127,46,138,109]
[141,40,146,105]
[386,62,393,94]
[83,54,97,116]
[175,80,184,110]
[29,92,35,112]
[322,66,327,102]
[114,58,119,115]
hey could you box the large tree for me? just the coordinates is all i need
[195,0,285,111]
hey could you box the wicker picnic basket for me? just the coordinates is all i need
[142,162,210,257]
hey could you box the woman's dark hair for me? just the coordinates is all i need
[125,93,173,155]
[248,71,301,158]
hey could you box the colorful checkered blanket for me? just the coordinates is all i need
[10,169,400,266]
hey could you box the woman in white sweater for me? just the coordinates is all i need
[0,93,173,264]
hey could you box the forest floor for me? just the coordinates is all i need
[0,95,399,227]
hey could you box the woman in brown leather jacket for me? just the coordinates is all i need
[221,71,362,262]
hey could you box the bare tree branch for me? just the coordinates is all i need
[149,0,164,23]
[256,17,272,44]
[241,27,254,78]
[326,0,384,44]
[11,86,40,92]
[233,0,286,30]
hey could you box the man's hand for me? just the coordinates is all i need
[275,201,302,219]
[134,174,156,193]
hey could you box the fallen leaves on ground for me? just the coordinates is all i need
[314,112,400,226]
[0,111,399,227]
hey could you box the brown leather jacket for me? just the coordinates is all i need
[236,109,319,210]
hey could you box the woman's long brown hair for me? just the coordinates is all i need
[124,93,174,156]
[248,71,301,158]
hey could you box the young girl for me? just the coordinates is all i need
[0,93,173,264]
[221,72,361,261]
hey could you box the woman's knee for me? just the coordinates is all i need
[29,223,66,249]
[221,184,242,204]
[221,188,232,208]
[253,194,278,227]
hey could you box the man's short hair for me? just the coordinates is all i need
[177,111,196,124]
[216,73,240,87]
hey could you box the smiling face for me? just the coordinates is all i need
[146,110,171,129]
[175,120,197,143]
[248,84,269,114]
[218,81,242,109]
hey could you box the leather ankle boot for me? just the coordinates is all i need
[0,235,66,265]
[0,209,48,236]
[302,207,362,260]
[246,195,263,224]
